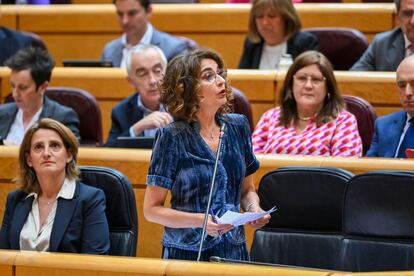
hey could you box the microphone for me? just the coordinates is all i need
[197,122,226,261]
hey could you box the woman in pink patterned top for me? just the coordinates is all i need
[252,51,362,157]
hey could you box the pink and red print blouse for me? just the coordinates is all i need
[252,107,362,157]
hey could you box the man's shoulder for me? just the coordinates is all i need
[152,28,184,45]
[102,36,123,53]
[0,102,17,113]
[373,28,403,43]
[376,110,406,125]
[112,93,138,111]
[0,27,30,44]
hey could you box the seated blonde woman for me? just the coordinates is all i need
[0,118,109,253]
[252,51,362,157]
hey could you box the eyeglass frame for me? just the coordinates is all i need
[293,74,326,86]
[200,69,227,84]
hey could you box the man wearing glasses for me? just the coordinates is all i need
[351,0,414,71]
[367,55,414,157]
[104,45,173,147]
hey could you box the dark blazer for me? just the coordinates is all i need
[105,93,144,147]
[101,27,188,67]
[0,182,110,254]
[0,96,80,142]
[366,110,407,158]
[238,31,320,69]
[350,28,405,71]
[0,27,31,66]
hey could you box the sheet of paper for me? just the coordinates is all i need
[217,206,277,227]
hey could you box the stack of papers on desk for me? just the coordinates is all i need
[217,206,277,227]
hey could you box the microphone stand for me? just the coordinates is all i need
[197,123,226,261]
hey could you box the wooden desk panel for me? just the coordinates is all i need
[0,4,396,68]
[14,251,169,276]
[165,260,329,276]
[0,250,18,276]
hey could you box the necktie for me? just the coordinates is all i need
[397,119,414,158]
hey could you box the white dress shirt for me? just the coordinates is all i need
[5,107,43,145]
[120,23,154,68]
[259,42,287,69]
[19,178,76,252]
[394,113,413,158]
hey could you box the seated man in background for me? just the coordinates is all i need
[351,0,414,71]
[101,0,188,67]
[367,55,414,157]
[104,44,173,147]
[0,0,31,61]
[0,47,80,145]
[0,26,31,66]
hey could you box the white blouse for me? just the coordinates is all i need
[19,178,76,251]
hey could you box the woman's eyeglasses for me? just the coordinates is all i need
[201,69,227,84]
[293,74,326,86]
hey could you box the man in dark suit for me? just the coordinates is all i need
[0,27,31,66]
[351,0,414,71]
[0,47,80,145]
[101,0,188,67]
[367,55,414,157]
[105,44,172,147]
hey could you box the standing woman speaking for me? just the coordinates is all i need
[144,49,270,261]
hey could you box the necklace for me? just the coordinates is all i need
[46,200,55,206]
[298,116,311,121]
[201,127,217,140]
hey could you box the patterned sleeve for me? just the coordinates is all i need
[146,127,179,190]
[252,108,275,154]
[331,111,363,157]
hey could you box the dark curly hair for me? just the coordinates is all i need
[160,49,233,123]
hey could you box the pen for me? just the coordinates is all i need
[209,208,222,240]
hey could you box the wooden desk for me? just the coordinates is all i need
[8,250,331,276]
[1,147,414,258]
[0,4,396,68]
[0,251,17,276]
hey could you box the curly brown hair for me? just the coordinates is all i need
[279,50,345,127]
[16,118,80,194]
[160,49,233,123]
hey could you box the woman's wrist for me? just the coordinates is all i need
[245,202,257,212]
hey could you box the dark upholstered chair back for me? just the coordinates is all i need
[303,28,369,70]
[232,87,254,132]
[22,32,48,51]
[251,167,353,269]
[80,166,138,257]
[343,95,377,156]
[259,166,353,230]
[344,171,414,238]
[5,87,103,146]
[340,171,414,272]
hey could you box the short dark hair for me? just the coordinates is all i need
[279,50,345,127]
[113,0,151,10]
[5,47,54,89]
[160,49,233,123]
